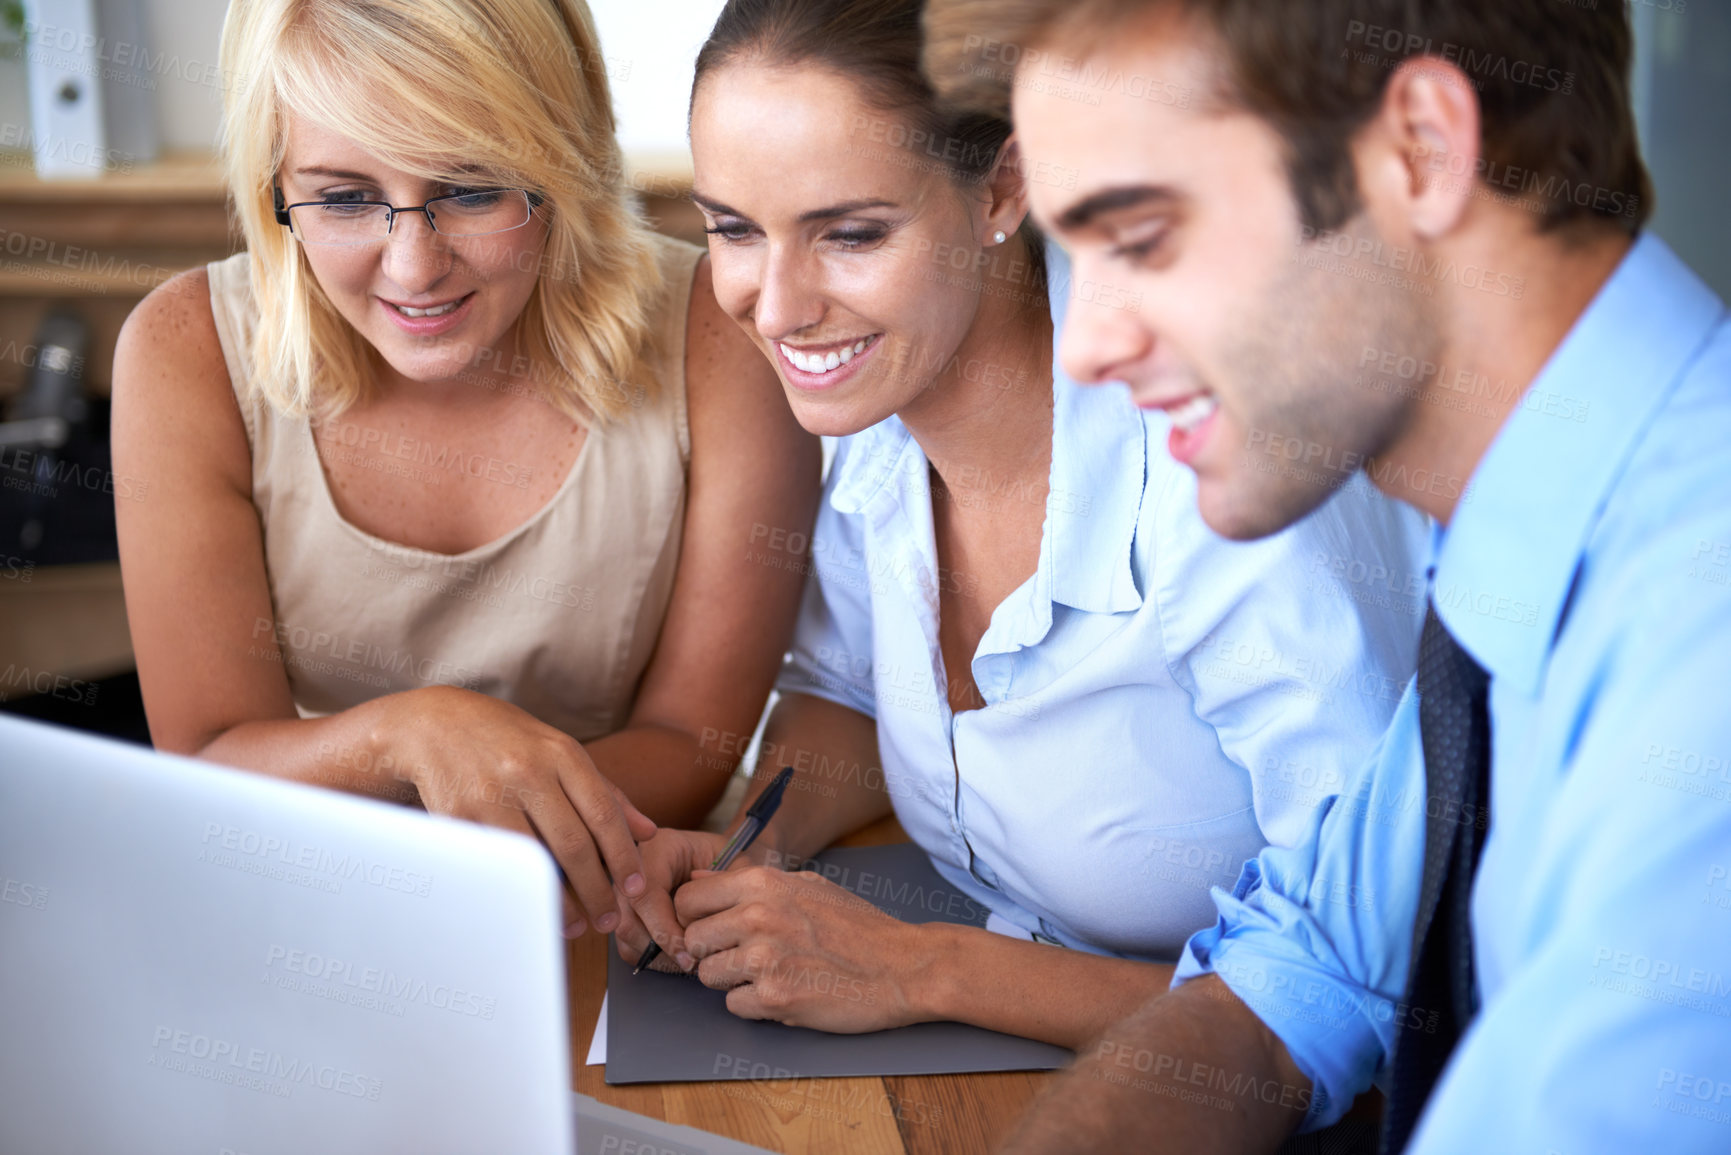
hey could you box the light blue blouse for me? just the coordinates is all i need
[774,246,1430,961]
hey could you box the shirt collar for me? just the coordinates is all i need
[1045,240,1148,614]
[828,413,923,518]
[1045,375,1148,613]
[1433,232,1727,693]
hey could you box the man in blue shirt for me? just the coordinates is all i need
[925,1,1731,1151]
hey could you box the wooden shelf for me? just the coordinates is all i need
[0,249,229,297]
[0,563,133,683]
[0,149,226,201]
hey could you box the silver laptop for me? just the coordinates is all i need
[0,714,575,1155]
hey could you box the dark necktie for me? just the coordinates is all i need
[1381,606,1493,1154]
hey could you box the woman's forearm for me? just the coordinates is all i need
[907,922,1176,1051]
[195,697,742,829]
[584,723,733,829]
[193,693,420,805]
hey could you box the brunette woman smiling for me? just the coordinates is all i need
[610,0,1430,1047]
[109,0,818,950]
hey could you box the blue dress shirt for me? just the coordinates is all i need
[774,246,1429,961]
[1175,234,1731,1151]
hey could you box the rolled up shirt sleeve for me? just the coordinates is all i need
[1174,682,1427,1132]
[774,439,878,720]
[1155,468,1430,850]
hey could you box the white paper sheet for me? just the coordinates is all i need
[586,993,607,1065]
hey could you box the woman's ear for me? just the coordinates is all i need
[982,136,1032,245]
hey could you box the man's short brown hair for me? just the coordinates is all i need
[923,0,1652,237]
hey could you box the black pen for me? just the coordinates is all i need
[633,765,795,975]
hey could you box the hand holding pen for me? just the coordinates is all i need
[633,766,795,975]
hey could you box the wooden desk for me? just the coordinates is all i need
[566,816,1056,1154]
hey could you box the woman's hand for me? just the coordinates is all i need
[611,827,730,973]
[674,866,933,1033]
[373,685,678,948]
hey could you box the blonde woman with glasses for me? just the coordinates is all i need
[110,0,819,952]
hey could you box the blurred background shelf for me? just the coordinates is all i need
[0,145,235,727]
[0,149,235,405]
[0,148,225,196]
[0,561,131,681]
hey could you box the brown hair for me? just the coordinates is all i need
[923,0,1652,238]
[695,0,1013,185]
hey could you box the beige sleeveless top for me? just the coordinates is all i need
[206,235,703,743]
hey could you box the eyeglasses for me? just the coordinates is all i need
[272,185,545,247]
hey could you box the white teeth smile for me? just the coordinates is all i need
[1170,392,1219,433]
[391,299,462,318]
[780,336,875,375]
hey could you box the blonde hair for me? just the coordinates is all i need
[218,0,663,423]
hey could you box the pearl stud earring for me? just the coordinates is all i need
[992,230,1008,244]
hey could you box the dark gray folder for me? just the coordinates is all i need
[605,842,1073,1084]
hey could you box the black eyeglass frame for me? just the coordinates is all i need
[271,184,547,240]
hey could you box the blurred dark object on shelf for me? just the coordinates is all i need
[0,308,121,565]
